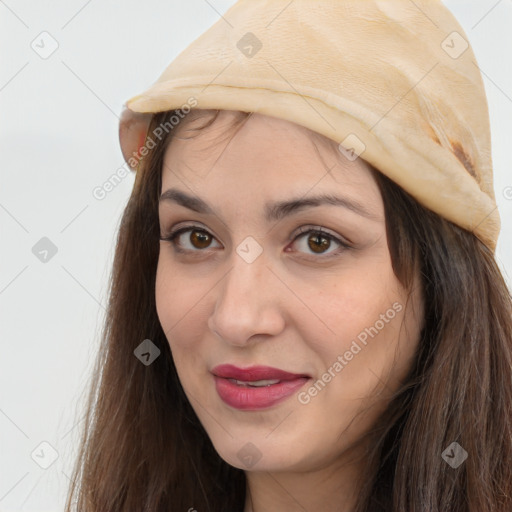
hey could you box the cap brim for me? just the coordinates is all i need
[119,107,153,170]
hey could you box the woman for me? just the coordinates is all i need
[65,1,512,511]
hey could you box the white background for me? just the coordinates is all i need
[1,1,511,510]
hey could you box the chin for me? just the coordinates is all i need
[209,435,314,473]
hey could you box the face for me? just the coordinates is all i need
[155,109,424,474]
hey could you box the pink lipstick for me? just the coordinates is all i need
[211,364,310,410]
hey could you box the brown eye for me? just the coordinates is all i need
[291,227,350,258]
[160,226,221,253]
[189,230,212,249]
[306,233,331,254]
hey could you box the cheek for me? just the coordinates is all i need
[155,258,176,335]
[306,256,420,401]
[307,255,405,348]
[155,257,192,348]
[155,254,205,331]
[155,255,212,372]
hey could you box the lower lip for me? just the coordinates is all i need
[213,376,309,410]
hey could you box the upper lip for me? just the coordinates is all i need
[211,364,310,381]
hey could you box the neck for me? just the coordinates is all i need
[242,454,365,512]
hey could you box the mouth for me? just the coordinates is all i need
[211,364,311,410]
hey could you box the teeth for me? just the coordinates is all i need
[230,378,281,387]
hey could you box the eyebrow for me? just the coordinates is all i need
[159,188,380,223]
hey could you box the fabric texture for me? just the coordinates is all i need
[118,0,501,251]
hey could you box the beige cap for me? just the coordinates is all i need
[119,0,500,251]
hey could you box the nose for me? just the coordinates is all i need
[207,250,286,347]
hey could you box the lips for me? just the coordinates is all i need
[211,364,311,410]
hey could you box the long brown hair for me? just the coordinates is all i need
[64,109,512,512]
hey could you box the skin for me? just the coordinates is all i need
[155,109,424,512]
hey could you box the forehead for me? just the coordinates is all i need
[161,110,381,206]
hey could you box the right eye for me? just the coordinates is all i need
[160,225,221,254]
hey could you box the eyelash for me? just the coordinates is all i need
[159,224,351,259]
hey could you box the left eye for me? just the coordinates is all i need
[291,227,349,257]
[160,226,349,258]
